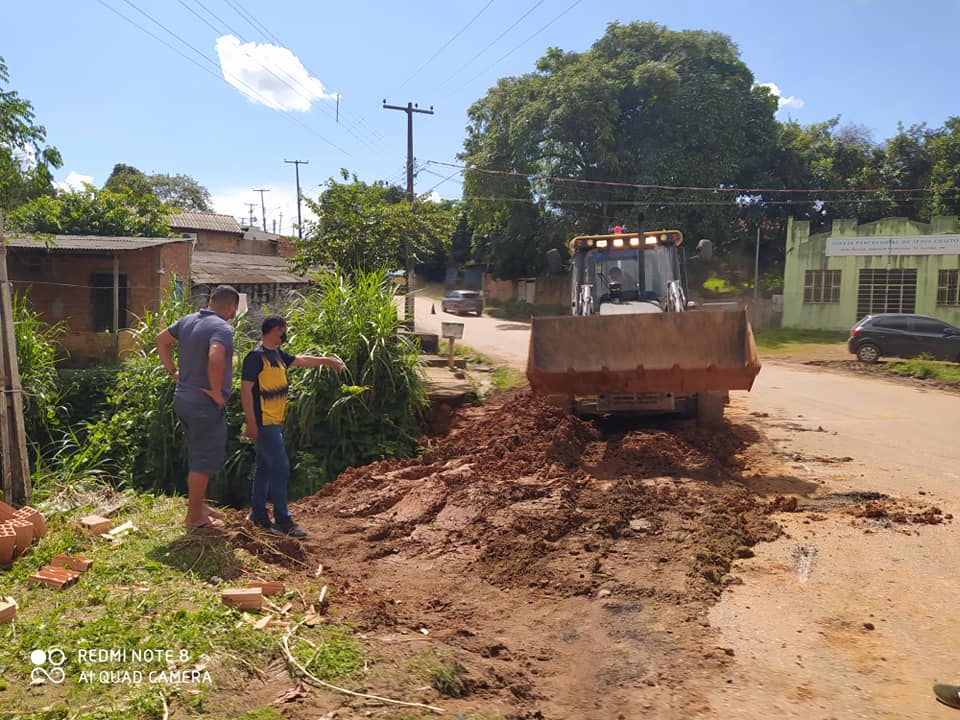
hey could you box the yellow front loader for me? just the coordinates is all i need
[526,230,760,424]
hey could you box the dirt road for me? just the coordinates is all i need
[413,304,960,718]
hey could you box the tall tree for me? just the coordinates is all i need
[103,163,212,212]
[928,117,960,216]
[292,171,456,275]
[459,22,781,276]
[8,184,172,237]
[0,57,62,211]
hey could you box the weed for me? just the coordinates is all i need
[289,624,365,680]
[234,708,285,720]
[491,367,527,392]
[753,327,849,353]
[888,357,960,382]
[412,650,468,698]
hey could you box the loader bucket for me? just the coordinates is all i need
[526,310,760,396]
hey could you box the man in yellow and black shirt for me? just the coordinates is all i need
[241,315,344,538]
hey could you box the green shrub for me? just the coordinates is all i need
[55,269,426,502]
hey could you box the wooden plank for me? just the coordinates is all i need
[0,215,31,506]
[246,581,284,596]
[0,596,17,623]
[222,588,262,610]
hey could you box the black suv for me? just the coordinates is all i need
[848,314,960,363]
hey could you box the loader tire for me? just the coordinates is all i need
[696,391,725,427]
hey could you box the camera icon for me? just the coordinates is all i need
[30,647,66,685]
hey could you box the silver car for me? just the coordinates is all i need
[441,290,484,316]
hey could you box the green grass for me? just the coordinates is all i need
[491,367,527,392]
[454,344,494,365]
[410,650,468,698]
[0,489,365,719]
[887,357,960,382]
[753,327,849,353]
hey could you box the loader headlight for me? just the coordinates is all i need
[629,237,640,247]
[644,236,658,246]
[613,238,624,248]
[595,239,608,248]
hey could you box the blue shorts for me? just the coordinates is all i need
[174,393,227,476]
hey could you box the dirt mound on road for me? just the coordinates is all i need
[287,394,782,717]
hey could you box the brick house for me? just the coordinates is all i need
[168,211,296,257]
[5,235,190,366]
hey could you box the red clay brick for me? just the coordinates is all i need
[0,597,17,623]
[50,554,93,572]
[14,507,48,539]
[0,524,15,565]
[8,519,33,557]
[221,588,262,610]
[80,515,112,535]
[246,581,284,596]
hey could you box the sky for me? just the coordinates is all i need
[4,0,959,235]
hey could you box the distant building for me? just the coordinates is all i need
[168,211,305,309]
[783,216,960,330]
[5,234,190,365]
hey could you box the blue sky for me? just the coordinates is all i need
[4,0,958,233]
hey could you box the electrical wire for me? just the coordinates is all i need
[427,161,954,196]
[448,0,585,99]
[182,0,382,154]
[95,0,353,155]
[398,0,496,89]
[437,0,547,90]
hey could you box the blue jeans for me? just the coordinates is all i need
[250,425,291,525]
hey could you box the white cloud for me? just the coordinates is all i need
[211,184,317,237]
[424,190,442,203]
[756,82,805,110]
[53,171,94,193]
[215,35,335,112]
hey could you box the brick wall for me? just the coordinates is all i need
[194,230,239,253]
[8,243,187,364]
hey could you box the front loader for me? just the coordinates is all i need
[526,229,760,425]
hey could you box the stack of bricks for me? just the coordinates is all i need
[28,554,92,590]
[0,500,48,565]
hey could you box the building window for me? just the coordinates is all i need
[91,273,129,332]
[937,269,960,306]
[856,268,917,317]
[803,269,841,303]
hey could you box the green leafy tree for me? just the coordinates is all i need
[0,57,62,211]
[8,184,172,236]
[103,163,212,211]
[459,22,781,276]
[293,171,456,274]
[928,117,960,216]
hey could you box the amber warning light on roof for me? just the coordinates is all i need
[570,230,683,251]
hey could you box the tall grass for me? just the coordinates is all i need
[47,270,426,503]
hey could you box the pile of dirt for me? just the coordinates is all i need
[270,393,783,717]
[849,499,952,525]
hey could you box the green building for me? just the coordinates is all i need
[783,215,960,330]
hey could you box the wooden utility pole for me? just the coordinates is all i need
[383,100,434,326]
[253,189,270,232]
[284,159,308,239]
[0,213,31,505]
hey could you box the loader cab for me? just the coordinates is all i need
[569,231,684,315]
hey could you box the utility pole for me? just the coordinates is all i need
[754,224,761,300]
[253,188,270,232]
[284,159,309,239]
[382,99,434,326]
[244,203,257,229]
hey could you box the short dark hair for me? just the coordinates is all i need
[210,285,240,306]
[261,314,287,335]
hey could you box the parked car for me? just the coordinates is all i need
[441,289,484,316]
[848,314,960,363]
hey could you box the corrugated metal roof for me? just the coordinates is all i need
[4,235,185,251]
[191,251,309,286]
[168,211,242,234]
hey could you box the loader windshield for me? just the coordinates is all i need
[582,246,680,309]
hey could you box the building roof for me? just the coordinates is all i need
[168,211,242,234]
[4,235,185,251]
[191,250,310,286]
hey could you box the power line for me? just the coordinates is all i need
[182,0,381,154]
[448,0,585,99]
[398,0,496,89]
[428,161,952,196]
[437,0,547,91]
[96,0,352,155]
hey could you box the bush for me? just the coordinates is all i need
[57,269,426,503]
